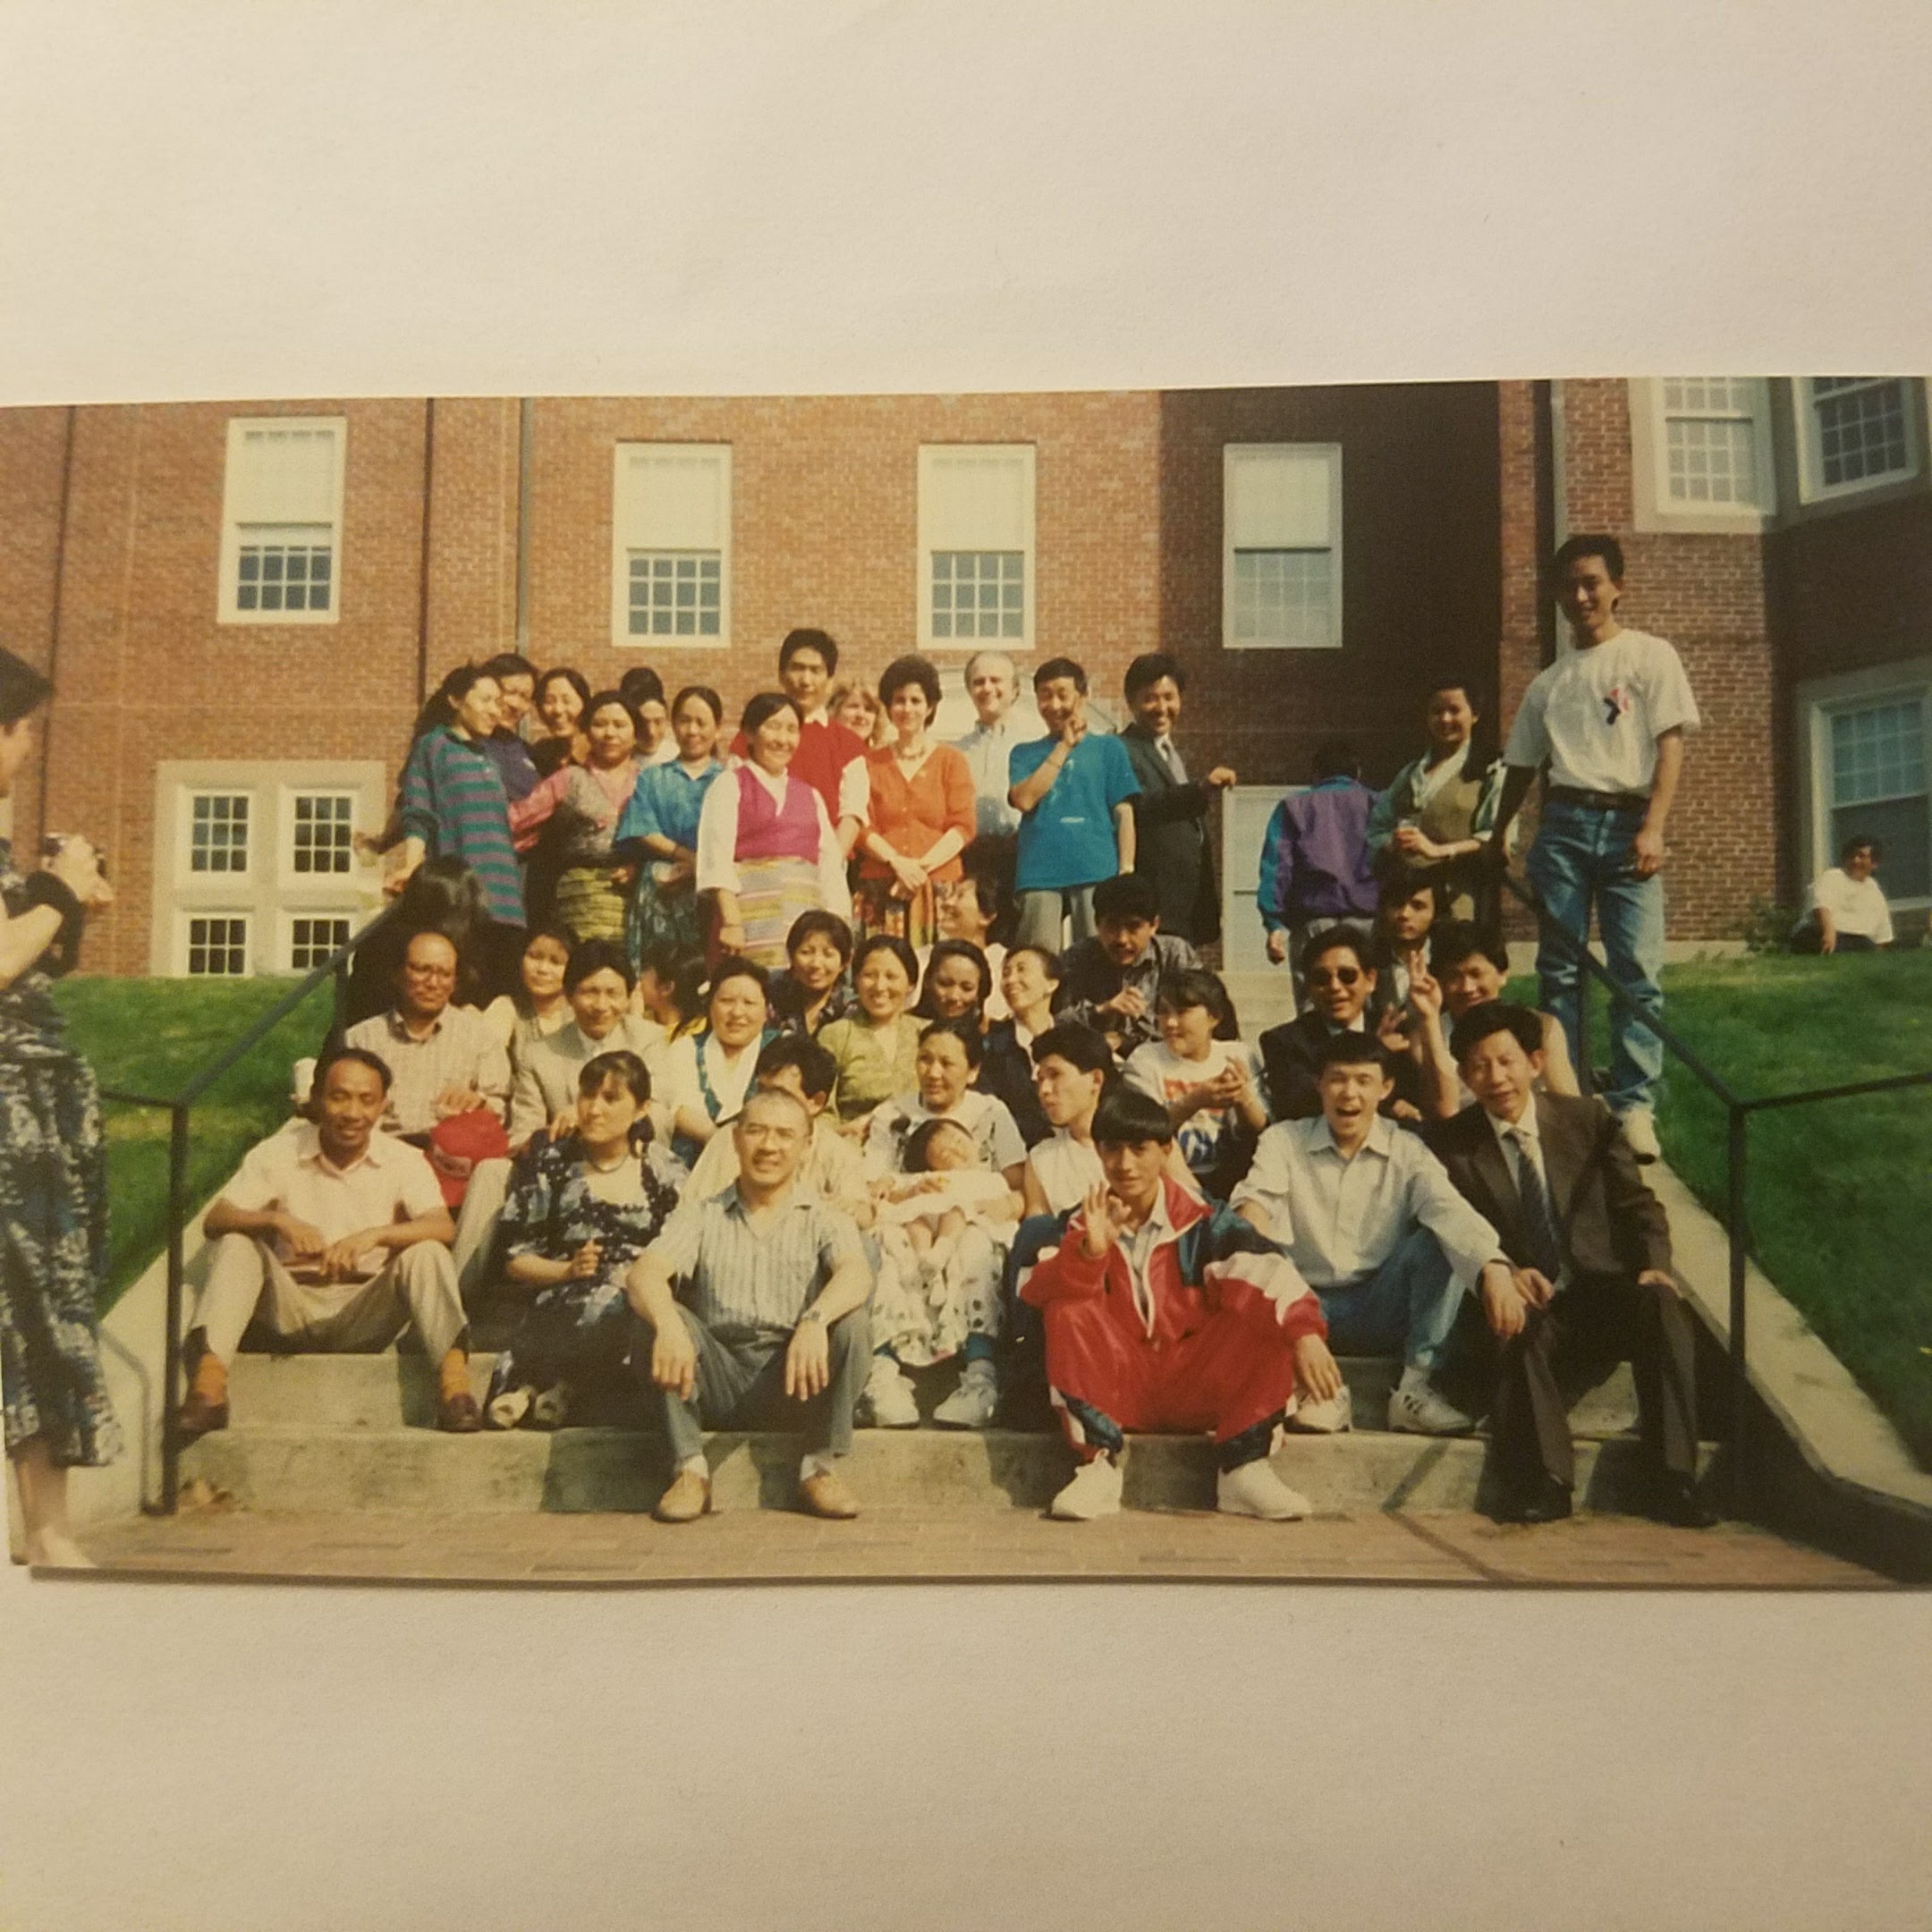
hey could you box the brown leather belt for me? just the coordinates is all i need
[1548,784,1649,812]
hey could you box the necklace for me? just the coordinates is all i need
[584,1147,632,1174]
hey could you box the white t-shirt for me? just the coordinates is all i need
[1026,1130,1105,1216]
[861,1088,1028,1179]
[1123,1038,1262,1175]
[1802,868,1894,943]
[1504,627,1700,796]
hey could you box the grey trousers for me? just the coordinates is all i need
[1013,886,1098,951]
[632,1305,871,1462]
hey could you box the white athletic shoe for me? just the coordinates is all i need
[860,1357,920,1428]
[1618,1106,1662,1162]
[933,1358,999,1429]
[1216,1459,1312,1520]
[485,1384,533,1430]
[529,1383,570,1430]
[1049,1453,1124,1521]
[1386,1368,1477,1436]
[1288,1385,1354,1434]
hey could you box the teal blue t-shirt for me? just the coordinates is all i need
[1009,733,1140,892]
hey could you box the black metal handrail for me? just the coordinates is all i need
[96,902,401,1513]
[1500,869,1932,1513]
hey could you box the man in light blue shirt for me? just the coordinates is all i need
[952,649,1035,839]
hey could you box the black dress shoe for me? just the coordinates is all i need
[1648,1473,1719,1529]
[1496,1475,1572,1525]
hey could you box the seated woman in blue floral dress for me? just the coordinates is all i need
[483,1049,683,1430]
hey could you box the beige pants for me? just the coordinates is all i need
[449,1156,513,1302]
[194,1233,466,1366]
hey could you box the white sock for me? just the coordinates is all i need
[800,1450,838,1481]
[675,1453,708,1479]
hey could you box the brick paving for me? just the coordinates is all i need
[55,1502,1890,1589]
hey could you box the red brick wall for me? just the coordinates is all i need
[1556,379,1779,938]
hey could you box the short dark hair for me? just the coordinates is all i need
[1430,920,1511,977]
[1156,967,1237,1035]
[0,647,54,728]
[313,1045,394,1094]
[1302,923,1373,976]
[779,627,840,675]
[640,945,708,1023]
[579,1048,651,1108]
[671,683,724,725]
[532,665,591,714]
[709,955,769,1004]
[754,1031,838,1104]
[1552,532,1625,584]
[877,653,941,712]
[1315,1030,1389,1077]
[565,937,636,994]
[786,908,854,964]
[852,932,919,987]
[1030,1021,1113,1079]
[1092,872,1161,925]
[482,651,536,685]
[1033,656,1088,694]
[1312,737,1360,783]
[953,861,1004,924]
[1123,652,1185,701]
[583,690,642,738]
[902,1115,978,1174]
[1092,1086,1174,1148]
[1449,1001,1544,1064]
[916,939,992,1020]
[1005,941,1061,983]
[618,666,665,708]
[1377,866,1444,915]
[917,1012,986,1070]
[739,691,803,741]
[1840,834,1881,864]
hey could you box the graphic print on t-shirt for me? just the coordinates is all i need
[1602,685,1631,729]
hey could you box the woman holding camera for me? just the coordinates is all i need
[0,648,119,1566]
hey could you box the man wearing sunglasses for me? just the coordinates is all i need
[1257,927,1424,1125]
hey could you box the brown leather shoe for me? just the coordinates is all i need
[436,1390,483,1434]
[653,1466,711,1524]
[796,1467,860,1520]
[177,1387,229,1440]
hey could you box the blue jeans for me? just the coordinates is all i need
[1525,797,1665,1115]
[1315,1227,1465,1373]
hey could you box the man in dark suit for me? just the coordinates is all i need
[1118,652,1235,945]
[1429,1002,1715,1527]
[1258,925,1425,1123]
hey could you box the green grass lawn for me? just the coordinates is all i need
[53,976,336,1314]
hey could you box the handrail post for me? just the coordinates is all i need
[160,1100,190,1515]
[1726,1103,1750,1519]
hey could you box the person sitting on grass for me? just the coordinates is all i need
[1409,922,1578,1120]
[818,934,927,1128]
[1792,835,1895,953]
[1232,1030,1517,1438]
[1428,1003,1714,1528]
[1052,870,1199,1058]
[1123,967,1267,1202]
[179,1047,480,1438]
[1257,925,1424,1124]
[484,1050,684,1431]
[625,1088,874,1524]
[767,909,855,1038]
[1016,1087,1332,1523]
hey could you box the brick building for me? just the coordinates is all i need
[1,377,1925,979]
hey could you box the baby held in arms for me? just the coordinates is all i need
[872,1116,1021,1284]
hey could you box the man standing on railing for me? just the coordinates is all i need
[1490,534,1699,1163]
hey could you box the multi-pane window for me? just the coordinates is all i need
[1223,445,1343,649]
[190,793,250,874]
[219,418,346,624]
[1659,378,1766,508]
[612,445,731,648]
[291,792,354,875]
[289,916,352,970]
[628,553,723,638]
[1829,697,1930,898]
[932,550,1025,640]
[186,916,250,977]
[918,445,1035,650]
[1801,378,1918,500]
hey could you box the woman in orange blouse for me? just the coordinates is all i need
[855,654,976,948]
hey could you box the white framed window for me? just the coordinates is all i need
[217,417,346,624]
[182,913,252,978]
[286,790,357,878]
[611,444,731,648]
[285,913,354,971]
[1223,445,1342,650]
[1796,377,1919,502]
[184,791,252,879]
[1658,378,1771,510]
[918,445,1035,649]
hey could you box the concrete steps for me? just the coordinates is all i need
[179,1349,1680,1517]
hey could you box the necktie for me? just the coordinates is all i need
[1510,1126,1563,1278]
[1159,738,1184,781]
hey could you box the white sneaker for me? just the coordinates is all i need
[1288,1385,1353,1434]
[933,1358,998,1429]
[1619,1106,1661,1162]
[529,1383,570,1430]
[1386,1368,1476,1436]
[485,1385,533,1430]
[860,1357,919,1428]
[1216,1459,1312,1520]
[1049,1453,1124,1521]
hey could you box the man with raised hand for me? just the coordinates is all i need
[624,1087,874,1523]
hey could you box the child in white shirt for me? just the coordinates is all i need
[1123,967,1268,1199]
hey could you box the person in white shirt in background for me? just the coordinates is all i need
[1491,533,1701,1163]
[1792,835,1896,953]
[950,649,1040,839]
[1233,1029,1515,1438]
[1123,967,1267,1202]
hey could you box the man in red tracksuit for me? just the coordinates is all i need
[1017,1086,1335,1521]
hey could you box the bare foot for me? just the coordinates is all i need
[27,1532,94,1570]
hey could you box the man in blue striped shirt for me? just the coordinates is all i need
[624,1088,873,1522]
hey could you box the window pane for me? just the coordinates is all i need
[191,794,250,873]
[1832,796,1931,900]
[289,916,352,970]
[187,916,250,977]
[1814,378,1911,487]
[932,551,1024,640]
[236,537,333,616]
[1831,699,1927,806]
[1232,548,1335,647]
[629,549,723,640]
[291,792,353,875]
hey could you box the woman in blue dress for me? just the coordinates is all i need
[616,683,725,972]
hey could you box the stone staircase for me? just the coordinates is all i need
[181,1347,1700,1518]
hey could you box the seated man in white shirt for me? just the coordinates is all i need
[1232,1029,1515,1436]
[177,1046,479,1437]
[1792,835,1895,953]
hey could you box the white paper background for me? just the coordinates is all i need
[4,4,1931,1927]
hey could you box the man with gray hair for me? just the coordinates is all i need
[624,1086,874,1522]
[953,649,1033,839]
